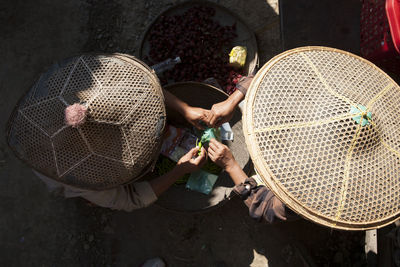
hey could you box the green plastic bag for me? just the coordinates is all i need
[196,127,221,144]
[186,169,218,195]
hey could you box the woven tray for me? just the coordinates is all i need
[243,46,400,230]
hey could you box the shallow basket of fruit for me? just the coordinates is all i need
[139,0,258,95]
[145,82,252,213]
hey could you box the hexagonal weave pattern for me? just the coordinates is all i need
[7,54,166,190]
[243,47,400,230]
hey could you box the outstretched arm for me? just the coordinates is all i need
[207,138,247,184]
[149,146,207,196]
[162,88,211,129]
[207,138,289,223]
[208,76,253,128]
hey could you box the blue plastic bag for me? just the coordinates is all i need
[186,170,219,195]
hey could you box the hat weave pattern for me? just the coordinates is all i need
[8,54,165,190]
[243,47,400,230]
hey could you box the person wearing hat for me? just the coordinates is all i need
[205,77,295,223]
[207,138,291,223]
[35,146,207,211]
[32,90,210,212]
[7,54,212,212]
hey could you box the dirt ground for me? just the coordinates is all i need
[0,0,366,266]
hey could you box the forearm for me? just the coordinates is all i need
[149,166,185,197]
[162,88,189,116]
[226,89,245,109]
[225,161,248,185]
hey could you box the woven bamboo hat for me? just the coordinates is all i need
[7,54,166,190]
[243,46,400,230]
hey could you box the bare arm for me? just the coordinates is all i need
[162,88,191,116]
[208,90,245,128]
[207,138,248,184]
[224,160,248,185]
[149,166,186,197]
[207,76,253,127]
[149,147,207,196]
[207,139,289,223]
[162,88,211,129]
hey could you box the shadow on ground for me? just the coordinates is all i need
[280,0,361,54]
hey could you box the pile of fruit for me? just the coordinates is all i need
[145,6,244,94]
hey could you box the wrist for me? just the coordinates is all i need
[224,160,240,174]
[173,164,186,176]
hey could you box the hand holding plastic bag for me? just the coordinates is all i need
[176,147,207,174]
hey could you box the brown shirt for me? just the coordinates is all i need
[34,170,158,211]
[235,75,253,96]
[233,176,290,223]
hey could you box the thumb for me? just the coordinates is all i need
[193,147,206,165]
[188,147,199,157]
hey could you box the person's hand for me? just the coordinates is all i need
[183,106,212,130]
[176,147,207,174]
[207,138,236,170]
[208,89,245,128]
[208,99,235,128]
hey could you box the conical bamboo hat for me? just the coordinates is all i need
[7,54,166,190]
[243,46,400,230]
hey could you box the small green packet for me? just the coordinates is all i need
[186,169,218,195]
[194,127,221,145]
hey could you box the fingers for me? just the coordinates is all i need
[208,149,216,162]
[207,142,219,164]
[200,146,206,158]
[203,109,212,119]
[208,139,219,153]
[209,138,222,149]
[207,144,215,156]
[193,147,206,165]
[209,139,232,157]
[200,146,207,160]
[209,105,221,128]
[206,111,215,128]
[201,109,215,128]
[196,109,213,129]
[209,113,220,128]
[198,147,207,166]
[188,147,199,157]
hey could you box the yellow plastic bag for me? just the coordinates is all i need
[229,46,247,68]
